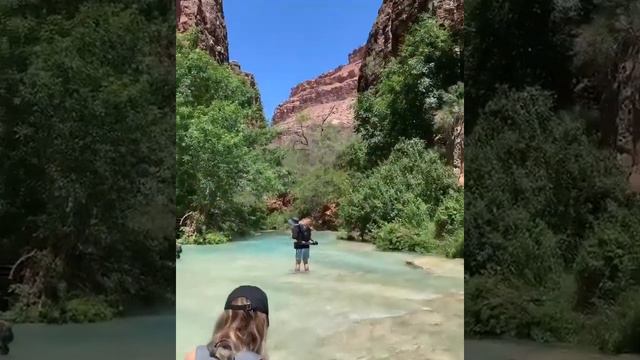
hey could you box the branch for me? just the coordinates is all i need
[320,105,337,140]
[296,121,309,146]
[9,249,38,280]
[179,211,195,226]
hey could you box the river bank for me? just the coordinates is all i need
[406,255,464,279]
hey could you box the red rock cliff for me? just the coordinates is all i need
[272,46,366,141]
[177,0,229,64]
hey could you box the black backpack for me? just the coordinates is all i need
[291,223,303,241]
[302,224,312,242]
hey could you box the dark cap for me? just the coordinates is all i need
[287,217,299,226]
[224,285,269,325]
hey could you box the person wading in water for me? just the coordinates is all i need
[289,218,315,272]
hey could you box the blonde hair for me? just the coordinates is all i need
[207,297,269,360]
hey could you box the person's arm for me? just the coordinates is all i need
[184,350,196,360]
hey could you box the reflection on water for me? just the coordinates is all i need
[176,231,464,360]
[9,312,175,360]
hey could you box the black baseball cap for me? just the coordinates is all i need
[224,285,269,326]
[287,217,299,226]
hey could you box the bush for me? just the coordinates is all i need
[0,2,175,322]
[373,222,438,254]
[263,212,292,231]
[335,138,370,172]
[443,228,464,259]
[574,206,640,310]
[464,87,640,350]
[434,190,464,239]
[586,288,640,353]
[179,231,229,245]
[340,139,457,236]
[291,168,348,218]
[66,297,116,323]
[465,275,579,342]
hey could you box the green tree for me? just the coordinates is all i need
[355,15,460,164]
[176,32,284,236]
[0,2,175,321]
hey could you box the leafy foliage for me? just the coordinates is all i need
[464,87,640,351]
[179,231,230,245]
[339,140,461,257]
[355,15,460,164]
[278,121,354,224]
[0,1,174,321]
[176,32,285,237]
[464,0,588,129]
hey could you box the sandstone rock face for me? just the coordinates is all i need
[266,193,293,214]
[177,0,229,64]
[358,0,432,93]
[358,0,463,93]
[434,0,464,33]
[272,46,366,144]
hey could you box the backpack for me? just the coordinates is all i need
[291,223,304,241]
[302,224,312,242]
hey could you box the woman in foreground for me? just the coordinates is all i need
[185,285,269,360]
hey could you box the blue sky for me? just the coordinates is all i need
[224,1,382,123]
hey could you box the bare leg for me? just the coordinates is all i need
[303,248,310,272]
[295,260,301,272]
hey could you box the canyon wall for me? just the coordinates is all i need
[177,0,228,64]
[271,0,464,184]
[271,46,366,145]
[359,0,463,93]
[357,0,432,93]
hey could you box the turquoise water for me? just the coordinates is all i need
[176,231,464,360]
[9,312,175,359]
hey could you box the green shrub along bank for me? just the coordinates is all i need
[178,231,230,245]
[336,14,464,257]
[339,140,462,257]
[465,0,640,352]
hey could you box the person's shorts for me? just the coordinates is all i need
[295,248,310,262]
